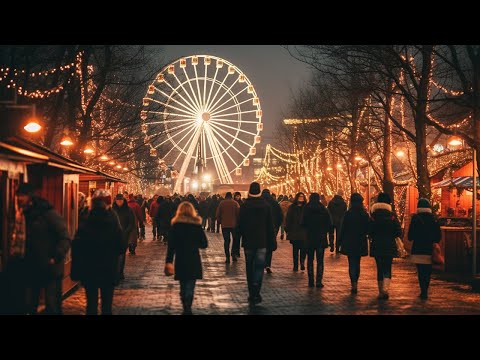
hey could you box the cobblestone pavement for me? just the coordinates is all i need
[63,225,480,315]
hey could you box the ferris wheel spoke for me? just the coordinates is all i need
[206,125,240,169]
[170,125,201,165]
[172,72,200,113]
[162,125,197,160]
[205,72,230,113]
[203,64,208,106]
[154,123,197,149]
[206,77,240,113]
[147,99,197,117]
[203,127,222,181]
[209,90,250,116]
[153,84,199,115]
[205,67,219,110]
[209,118,260,124]
[193,64,203,108]
[209,120,257,136]
[174,125,203,194]
[205,125,231,183]
[209,122,253,149]
[211,109,258,118]
[208,124,250,158]
[180,69,202,111]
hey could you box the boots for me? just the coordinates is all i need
[351,281,358,294]
[383,278,391,299]
[377,280,384,299]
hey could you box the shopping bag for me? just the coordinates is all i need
[432,243,445,265]
[164,262,174,276]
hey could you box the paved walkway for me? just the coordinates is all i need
[63,225,480,315]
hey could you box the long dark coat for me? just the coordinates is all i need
[302,202,332,249]
[285,204,307,246]
[369,203,402,257]
[338,205,370,257]
[112,200,137,251]
[71,207,123,286]
[166,215,208,280]
[407,209,441,255]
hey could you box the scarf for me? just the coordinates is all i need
[10,208,26,257]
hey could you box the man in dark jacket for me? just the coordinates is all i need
[327,190,347,253]
[112,194,136,280]
[16,183,71,314]
[238,182,275,306]
[155,196,174,243]
[261,189,283,274]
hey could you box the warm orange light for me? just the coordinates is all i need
[396,150,405,158]
[326,166,333,171]
[116,165,122,169]
[24,121,42,133]
[84,147,94,154]
[100,155,109,161]
[448,136,462,146]
[336,163,342,169]
[123,167,128,171]
[354,155,363,161]
[60,135,73,146]
[108,161,115,166]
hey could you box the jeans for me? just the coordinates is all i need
[222,228,234,258]
[232,227,241,257]
[118,252,127,277]
[244,248,267,298]
[208,217,216,232]
[416,264,432,295]
[265,250,273,268]
[180,279,196,307]
[307,248,325,284]
[329,224,341,250]
[348,256,361,282]
[292,241,306,269]
[152,219,158,238]
[374,257,393,281]
[27,278,63,315]
[84,284,114,315]
[139,221,145,238]
[201,217,207,229]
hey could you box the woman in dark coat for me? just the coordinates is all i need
[302,193,332,288]
[165,201,208,315]
[112,193,136,280]
[407,198,441,300]
[71,190,123,315]
[369,192,402,300]
[285,192,307,271]
[338,193,370,294]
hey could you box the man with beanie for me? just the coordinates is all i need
[408,198,441,300]
[327,189,347,253]
[15,183,71,314]
[261,189,283,274]
[238,182,275,305]
[369,192,402,300]
[216,192,240,263]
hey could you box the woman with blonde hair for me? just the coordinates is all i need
[165,201,208,315]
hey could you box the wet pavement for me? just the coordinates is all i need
[63,225,480,315]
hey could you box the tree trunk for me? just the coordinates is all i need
[383,83,395,211]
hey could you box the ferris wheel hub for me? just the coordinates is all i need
[201,112,211,122]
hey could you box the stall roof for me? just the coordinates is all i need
[0,136,126,182]
[432,176,480,188]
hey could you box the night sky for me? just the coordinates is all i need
[158,45,312,139]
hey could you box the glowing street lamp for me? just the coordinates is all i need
[24,120,42,133]
[326,166,333,171]
[60,135,74,146]
[84,146,95,155]
[396,150,405,158]
[354,155,364,162]
[448,135,463,147]
[100,155,109,161]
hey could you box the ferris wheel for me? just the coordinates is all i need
[141,55,263,194]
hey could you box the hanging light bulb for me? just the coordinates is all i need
[60,135,74,146]
[24,120,42,133]
[100,155,109,161]
[84,146,94,154]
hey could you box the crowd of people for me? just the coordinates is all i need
[1,180,441,315]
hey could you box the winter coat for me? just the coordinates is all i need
[198,200,209,218]
[285,203,307,246]
[22,197,71,284]
[208,198,220,218]
[279,200,291,227]
[112,201,137,251]
[128,200,143,225]
[137,198,147,221]
[149,201,160,219]
[71,207,123,286]
[238,197,276,251]
[263,194,283,230]
[408,208,441,255]
[369,203,402,258]
[338,205,370,257]
[216,199,240,228]
[302,202,332,249]
[166,215,208,280]
[327,195,347,227]
[155,200,174,231]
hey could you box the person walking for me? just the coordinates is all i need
[369,192,402,300]
[156,196,174,243]
[71,190,123,315]
[285,192,308,271]
[112,194,136,281]
[127,194,142,253]
[198,196,209,230]
[216,192,240,263]
[149,194,160,240]
[302,193,332,288]
[261,189,283,274]
[12,183,71,315]
[238,182,276,306]
[165,201,208,315]
[338,193,370,294]
[327,190,347,253]
[279,195,291,240]
[407,198,441,300]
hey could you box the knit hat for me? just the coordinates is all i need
[350,192,363,204]
[234,191,241,197]
[248,182,261,198]
[16,183,35,196]
[93,189,112,205]
[377,192,391,204]
[115,193,124,200]
[417,198,431,208]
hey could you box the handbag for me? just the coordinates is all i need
[432,243,445,265]
[164,262,174,276]
[395,237,408,258]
